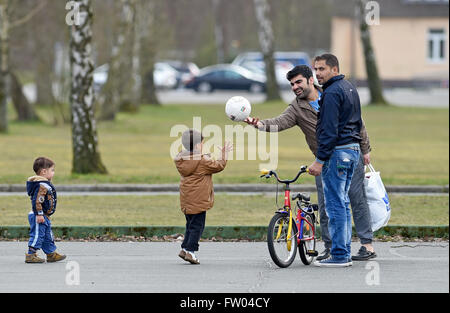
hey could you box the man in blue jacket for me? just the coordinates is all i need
[308,54,364,267]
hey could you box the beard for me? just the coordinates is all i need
[296,86,311,100]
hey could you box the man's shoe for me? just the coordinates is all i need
[46,252,66,263]
[184,252,200,265]
[25,253,45,264]
[351,246,377,261]
[313,256,352,268]
[316,248,331,261]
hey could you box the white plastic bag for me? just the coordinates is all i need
[364,164,391,231]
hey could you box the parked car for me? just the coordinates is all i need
[92,62,178,92]
[232,51,311,68]
[93,64,109,93]
[153,62,178,89]
[185,64,266,93]
[240,60,295,89]
[160,60,200,88]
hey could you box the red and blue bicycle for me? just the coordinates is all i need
[260,166,319,268]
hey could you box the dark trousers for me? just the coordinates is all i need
[181,212,206,252]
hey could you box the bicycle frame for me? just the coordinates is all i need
[261,166,316,248]
[296,205,315,244]
[263,166,319,266]
[282,187,316,246]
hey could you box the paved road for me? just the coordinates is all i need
[0,241,448,293]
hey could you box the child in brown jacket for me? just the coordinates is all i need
[174,129,232,264]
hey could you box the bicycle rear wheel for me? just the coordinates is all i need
[267,213,298,268]
[298,213,316,265]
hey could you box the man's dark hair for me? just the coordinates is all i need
[314,53,340,72]
[33,157,55,175]
[286,65,313,82]
[181,129,204,151]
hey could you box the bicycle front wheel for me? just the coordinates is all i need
[267,213,298,268]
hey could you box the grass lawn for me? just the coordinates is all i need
[0,102,448,185]
[0,194,448,226]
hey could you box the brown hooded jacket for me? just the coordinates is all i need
[174,149,227,215]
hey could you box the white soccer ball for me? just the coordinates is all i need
[225,96,251,122]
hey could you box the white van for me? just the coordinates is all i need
[232,51,311,68]
[232,51,311,88]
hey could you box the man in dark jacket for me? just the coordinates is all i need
[245,64,376,263]
[308,54,366,267]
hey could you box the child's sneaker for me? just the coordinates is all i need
[25,253,45,263]
[184,251,200,265]
[178,249,187,260]
[46,251,66,263]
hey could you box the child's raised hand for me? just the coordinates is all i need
[36,215,45,224]
[217,142,233,160]
[222,141,233,153]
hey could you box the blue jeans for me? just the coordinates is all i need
[321,147,360,261]
[316,154,373,249]
[28,213,56,254]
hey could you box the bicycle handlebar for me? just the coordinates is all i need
[260,166,308,184]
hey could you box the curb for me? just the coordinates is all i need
[0,184,448,194]
[1,225,448,240]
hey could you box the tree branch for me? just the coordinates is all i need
[10,0,48,29]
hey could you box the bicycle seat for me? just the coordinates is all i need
[292,193,310,202]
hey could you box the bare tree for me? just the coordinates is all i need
[0,0,46,132]
[137,0,159,105]
[253,0,280,101]
[10,71,37,120]
[70,0,107,174]
[0,0,9,132]
[358,0,387,105]
[212,0,225,63]
[117,0,139,113]
[31,0,57,108]
[99,0,136,120]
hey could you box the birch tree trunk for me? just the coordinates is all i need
[358,0,387,105]
[253,0,280,101]
[70,0,107,174]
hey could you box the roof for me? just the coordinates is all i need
[332,0,449,18]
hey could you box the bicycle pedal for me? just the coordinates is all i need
[306,250,319,256]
